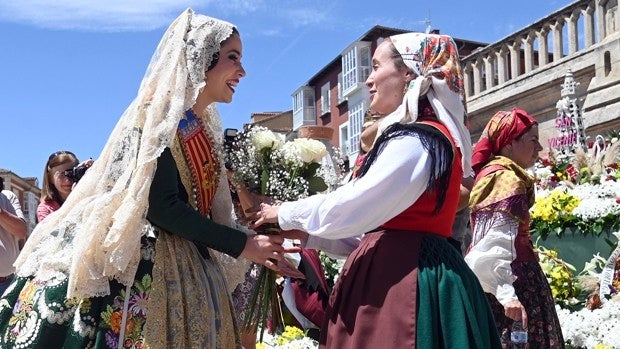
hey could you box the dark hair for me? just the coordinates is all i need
[41,151,79,204]
[206,27,240,71]
[388,39,408,70]
[0,177,4,191]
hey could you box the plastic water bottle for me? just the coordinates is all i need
[510,320,528,348]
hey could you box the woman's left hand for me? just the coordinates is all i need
[253,203,280,227]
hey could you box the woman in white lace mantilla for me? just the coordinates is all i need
[0,9,297,349]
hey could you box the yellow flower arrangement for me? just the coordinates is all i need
[276,326,306,346]
[531,189,580,238]
[536,245,580,307]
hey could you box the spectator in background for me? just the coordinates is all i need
[0,177,27,295]
[37,151,93,222]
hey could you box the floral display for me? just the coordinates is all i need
[532,136,620,240]
[531,137,620,348]
[556,301,620,349]
[226,126,342,341]
[552,238,620,349]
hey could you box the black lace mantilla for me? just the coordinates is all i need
[357,122,454,214]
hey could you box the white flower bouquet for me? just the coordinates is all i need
[226,126,340,340]
[228,126,336,202]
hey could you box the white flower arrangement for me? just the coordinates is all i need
[547,231,620,348]
[227,126,341,201]
[556,300,620,348]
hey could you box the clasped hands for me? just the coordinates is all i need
[233,184,307,279]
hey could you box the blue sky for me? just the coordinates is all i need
[0,0,568,184]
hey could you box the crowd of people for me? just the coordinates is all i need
[0,8,566,349]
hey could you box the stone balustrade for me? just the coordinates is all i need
[462,0,617,100]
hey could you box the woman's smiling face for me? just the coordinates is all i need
[204,33,246,104]
[365,40,410,116]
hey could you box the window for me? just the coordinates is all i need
[337,73,344,103]
[348,101,364,156]
[292,86,316,130]
[339,123,349,155]
[359,46,371,82]
[321,82,330,115]
[293,92,302,112]
[342,47,357,93]
[341,41,372,96]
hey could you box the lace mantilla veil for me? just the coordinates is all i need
[16,8,250,298]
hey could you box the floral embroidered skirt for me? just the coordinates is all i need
[486,260,565,349]
[0,233,240,348]
[321,230,501,348]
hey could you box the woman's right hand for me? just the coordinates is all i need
[504,299,528,327]
[240,234,301,274]
[252,203,280,227]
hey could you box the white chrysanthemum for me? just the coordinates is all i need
[556,301,620,348]
[572,198,620,220]
[535,166,553,179]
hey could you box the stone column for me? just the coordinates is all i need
[523,32,535,73]
[509,40,521,79]
[473,57,483,95]
[537,27,549,66]
[552,19,564,61]
[596,0,606,39]
[484,55,495,90]
[584,5,596,47]
[463,63,472,99]
[567,11,579,54]
[496,47,507,84]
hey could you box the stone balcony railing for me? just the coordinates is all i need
[461,0,617,101]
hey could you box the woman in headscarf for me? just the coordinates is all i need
[254,33,501,348]
[465,108,565,348]
[0,9,297,348]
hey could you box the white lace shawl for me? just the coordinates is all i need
[15,8,248,298]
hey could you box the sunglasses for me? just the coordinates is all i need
[48,150,77,161]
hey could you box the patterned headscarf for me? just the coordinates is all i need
[376,33,473,177]
[471,108,538,174]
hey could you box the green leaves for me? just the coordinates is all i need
[307,176,328,194]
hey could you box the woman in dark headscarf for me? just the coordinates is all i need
[465,108,565,348]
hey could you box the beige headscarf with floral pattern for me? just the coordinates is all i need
[376,33,473,177]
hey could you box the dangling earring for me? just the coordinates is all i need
[403,79,412,95]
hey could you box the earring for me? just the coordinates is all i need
[403,80,412,95]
